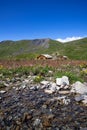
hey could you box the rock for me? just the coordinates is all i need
[57,96,70,105]
[42,115,51,127]
[20,84,26,89]
[62,76,69,85]
[16,120,21,125]
[0,90,6,94]
[84,82,87,86]
[64,85,69,89]
[82,100,87,104]
[71,81,87,94]
[49,82,57,92]
[80,128,87,130]
[59,90,70,95]
[30,86,38,91]
[44,89,54,94]
[22,112,32,122]
[48,70,53,74]
[33,118,41,126]
[56,76,69,86]
[40,81,49,85]
[82,95,87,104]
[56,78,62,86]
[75,94,87,105]
[75,95,84,102]
[4,83,9,87]
[24,79,29,83]
[42,105,47,109]
[62,98,70,105]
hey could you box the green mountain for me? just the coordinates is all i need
[0,38,87,60]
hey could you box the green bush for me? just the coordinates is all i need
[33,76,43,83]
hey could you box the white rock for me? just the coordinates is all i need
[56,86,60,91]
[71,81,87,94]
[64,85,69,89]
[56,76,69,86]
[62,76,69,85]
[48,70,53,74]
[59,90,70,94]
[82,100,87,104]
[56,78,62,86]
[15,87,20,91]
[44,89,54,94]
[4,83,9,87]
[0,90,6,94]
[30,86,36,90]
[40,81,49,85]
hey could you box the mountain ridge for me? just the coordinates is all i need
[0,38,87,60]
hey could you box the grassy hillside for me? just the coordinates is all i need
[0,38,87,60]
[63,38,87,60]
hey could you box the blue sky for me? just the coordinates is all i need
[0,0,87,41]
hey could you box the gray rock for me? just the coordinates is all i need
[49,82,57,92]
[75,95,84,102]
[71,81,87,94]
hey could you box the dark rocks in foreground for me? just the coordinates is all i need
[0,76,87,130]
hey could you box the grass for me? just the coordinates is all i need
[0,38,87,60]
[63,38,87,60]
[0,64,85,84]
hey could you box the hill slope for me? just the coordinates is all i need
[63,38,87,60]
[0,38,87,60]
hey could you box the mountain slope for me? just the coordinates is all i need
[0,38,87,60]
[0,39,49,58]
[62,38,87,60]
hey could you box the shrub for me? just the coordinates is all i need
[33,76,43,83]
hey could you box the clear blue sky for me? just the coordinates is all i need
[0,0,87,41]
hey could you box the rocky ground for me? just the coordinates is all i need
[0,72,87,130]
